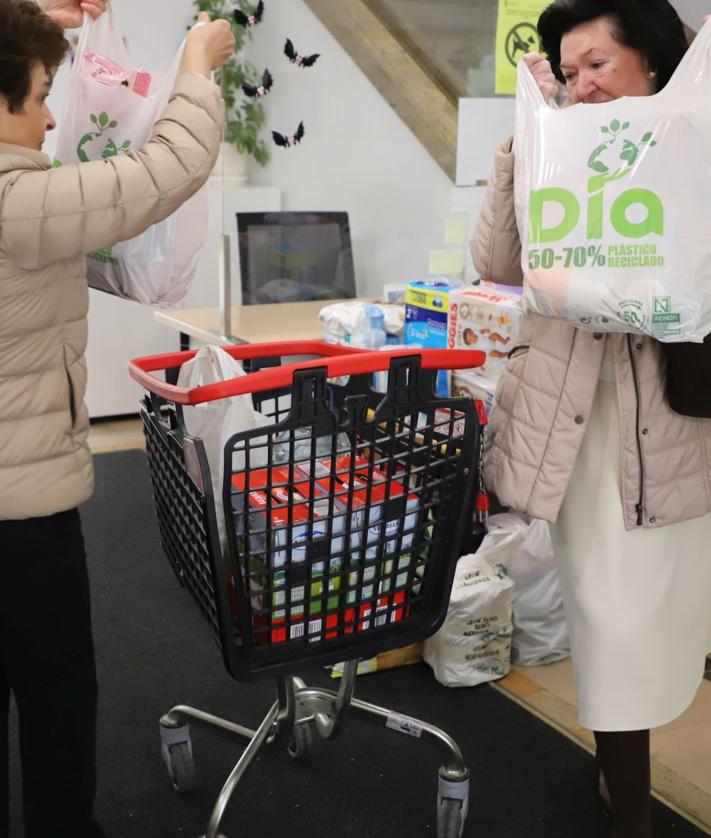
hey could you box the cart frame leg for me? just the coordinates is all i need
[158,662,469,837]
[159,675,300,838]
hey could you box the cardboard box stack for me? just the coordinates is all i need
[231,467,345,644]
[231,454,420,646]
[447,283,523,412]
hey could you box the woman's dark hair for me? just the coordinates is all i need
[0,0,68,114]
[538,0,688,92]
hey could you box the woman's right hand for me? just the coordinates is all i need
[522,52,558,102]
[181,11,235,77]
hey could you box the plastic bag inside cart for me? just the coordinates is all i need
[129,341,485,682]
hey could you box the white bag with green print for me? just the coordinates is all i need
[55,10,208,305]
[514,21,711,342]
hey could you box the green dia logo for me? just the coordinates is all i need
[529,120,663,244]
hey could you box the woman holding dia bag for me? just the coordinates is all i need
[0,1,233,835]
[471,1,711,835]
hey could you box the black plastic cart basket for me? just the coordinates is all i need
[129,340,487,838]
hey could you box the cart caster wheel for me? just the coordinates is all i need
[437,773,469,838]
[437,798,464,838]
[166,742,195,792]
[160,723,195,793]
[287,719,314,760]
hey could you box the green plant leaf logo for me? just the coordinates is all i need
[587,121,657,193]
[77,112,131,163]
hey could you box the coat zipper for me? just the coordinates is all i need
[626,334,645,526]
[63,347,77,426]
[507,344,530,359]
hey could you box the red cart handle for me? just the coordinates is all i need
[128,340,486,405]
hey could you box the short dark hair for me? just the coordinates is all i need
[0,0,68,114]
[538,0,688,92]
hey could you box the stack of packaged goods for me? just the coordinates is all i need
[403,279,457,396]
[231,466,345,645]
[447,283,523,413]
[297,454,417,630]
[230,441,421,647]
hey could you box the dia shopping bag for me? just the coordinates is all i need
[514,21,711,342]
[55,11,208,305]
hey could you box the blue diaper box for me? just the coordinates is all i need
[404,279,455,396]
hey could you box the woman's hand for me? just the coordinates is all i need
[180,12,235,78]
[522,52,559,102]
[39,0,107,29]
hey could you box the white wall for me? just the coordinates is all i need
[241,0,455,295]
[671,0,707,28]
[47,0,455,299]
[42,0,458,415]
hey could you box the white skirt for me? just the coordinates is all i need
[549,352,711,731]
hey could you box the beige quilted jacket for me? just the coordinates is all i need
[0,73,224,520]
[471,138,711,530]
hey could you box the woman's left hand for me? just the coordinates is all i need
[39,0,108,29]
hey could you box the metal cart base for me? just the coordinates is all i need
[159,660,470,838]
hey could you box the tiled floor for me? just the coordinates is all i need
[88,416,145,454]
[90,417,711,834]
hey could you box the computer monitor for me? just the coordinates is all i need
[236,211,357,305]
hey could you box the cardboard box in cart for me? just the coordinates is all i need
[298,456,419,577]
[295,455,419,626]
[447,284,522,382]
[231,467,345,644]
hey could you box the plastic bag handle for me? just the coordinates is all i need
[516,57,549,111]
[655,18,711,99]
[128,341,486,404]
[74,5,123,72]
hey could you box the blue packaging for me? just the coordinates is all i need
[404,280,455,395]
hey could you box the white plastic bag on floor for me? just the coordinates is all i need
[423,552,513,687]
[486,513,570,666]
[55,11,208,305]
[178,346,271,548]
[514,21,711,342]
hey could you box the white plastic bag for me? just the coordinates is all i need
[514,21,711,342]
[423,552,513,687]
[178,346,271,549]
[485,513,570,667]
[319,302,405,343]
[55,11,208,305]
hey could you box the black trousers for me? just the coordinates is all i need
[0,509,103,838]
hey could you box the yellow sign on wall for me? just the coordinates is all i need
[495,0,550,95]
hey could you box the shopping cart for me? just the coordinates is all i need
[129,340,487,838]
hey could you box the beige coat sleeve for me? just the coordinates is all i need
[0,73,225,270]
[469,137,524,286]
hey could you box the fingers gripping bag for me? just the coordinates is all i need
[514,22,711,342]
[54,10,208,305]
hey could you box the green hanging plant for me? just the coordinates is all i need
[191,0,270,166]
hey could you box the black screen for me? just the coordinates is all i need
[237,212,357,304]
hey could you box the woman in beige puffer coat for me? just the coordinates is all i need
[471,2,711,836]
[0,2,233,835]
